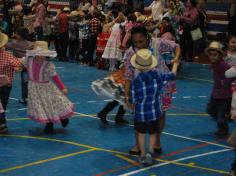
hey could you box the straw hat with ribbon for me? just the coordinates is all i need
[26,41,57,57]
[205,41,225,56]
[0,31,9,48]
[130,49,158,70]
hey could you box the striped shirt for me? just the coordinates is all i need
[130,70,175,122]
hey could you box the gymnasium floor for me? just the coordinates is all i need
[0,61,234,176]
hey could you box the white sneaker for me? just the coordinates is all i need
[144,153,154,166]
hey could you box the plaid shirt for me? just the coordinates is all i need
[78,21,90,40]
[130,70,175,122]
[89,18,101,36]
[0,48,21,84]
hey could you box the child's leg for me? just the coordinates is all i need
[44,122,54,134]
[137,132,146,157]
[215,98,231,137]
[129,130,140,155]
[149,133,157,154]
[109,59,116,71]
[115,105,128,124]
[97,100,119,124]
[155,113,166,153]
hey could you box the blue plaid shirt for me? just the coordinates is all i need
[130,70,175,122]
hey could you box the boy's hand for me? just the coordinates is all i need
[0,75,10,86]
[62,88,68,95]
[127,102,135,111]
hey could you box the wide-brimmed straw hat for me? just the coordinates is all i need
[205,41,224,56]
[26,41,57,57]
[63,7,70,12]
[0,31,8,48]
[130,49,158,70]
[69,10,80,17]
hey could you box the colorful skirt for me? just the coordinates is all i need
[27,81,74,124]
[91,68,125,105]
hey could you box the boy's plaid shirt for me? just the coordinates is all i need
[130,70,175,122]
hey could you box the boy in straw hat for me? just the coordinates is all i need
[205,41,233,138]
[129,49,177,165]
[22,41,74,134]
[0,31,22,134]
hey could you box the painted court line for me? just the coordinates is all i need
[0,149,95,173]
[74,112,232,149]
[120,148,231,176]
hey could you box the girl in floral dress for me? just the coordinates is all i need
[22,41,74,134]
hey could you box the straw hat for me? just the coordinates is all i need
[0,31,8,48]
[69,10,80,17]
[77,10,85,17]
[205,41,224,56]
[63,7,70,12]
[26,41,57,57]
[136,15,147,23]
[130,49,158,70]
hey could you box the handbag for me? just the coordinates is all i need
[228,129,236,148]
[191,27,203,41]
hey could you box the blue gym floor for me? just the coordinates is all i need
[0,61,234,176]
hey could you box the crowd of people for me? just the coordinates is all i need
[0,0,236,174]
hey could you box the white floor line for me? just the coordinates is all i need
[18,108,27,111]
[74,112,233,149]
[120,148,232,176]
[87,101,97,103]
[198,96,207,98]
[104,99,112,102]
[183,96,192,99]
[9,97,19,101]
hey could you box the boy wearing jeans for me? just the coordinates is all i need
[129,49,177,165]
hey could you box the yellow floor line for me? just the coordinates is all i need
[157,158,228,174]
[0,149,96,173]
[116,154,228,175]
[0,134,229,174]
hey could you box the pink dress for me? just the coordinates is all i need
[102,23,123,60]
[22,57,74,123]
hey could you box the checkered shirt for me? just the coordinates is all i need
[89,18,101,36]
[0,48,21,84]
[130,70,175,122]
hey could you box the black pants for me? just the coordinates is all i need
[81,39,91,63]
[206,97,231,131]
[0,86,12,124]
[69,39,79,60]
[99,100,126,119]
[21,69,28,101]
[59,32,68,60]
[34,26,44,41]
[88,35,97,65]
[180,25,193,61]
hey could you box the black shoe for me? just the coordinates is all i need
[44,123,54,134]
[115,118,129,124]
[129,149,141,155]
[61,119,69,127]
[97,113,108,124]
[0,124,8,134]
[154,147,162,155]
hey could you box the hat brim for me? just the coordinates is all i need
[26,49,57,58]
[0,33,9,48]
[130,54,158,70]
[205,47,225,56]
